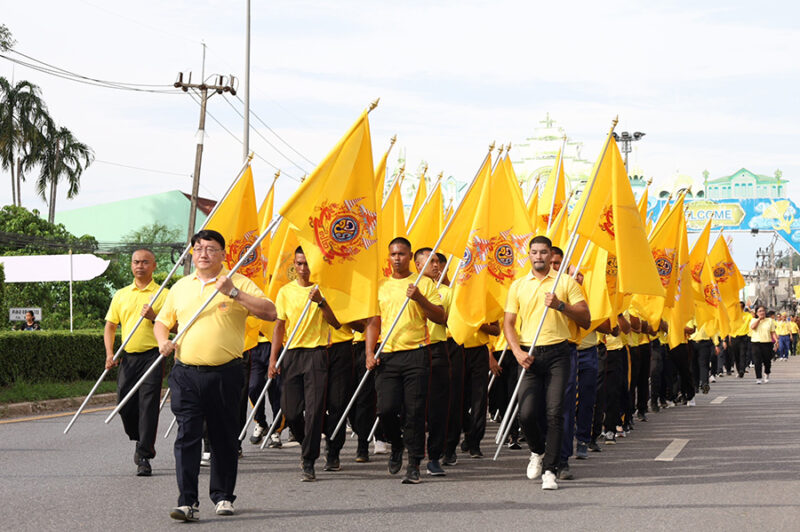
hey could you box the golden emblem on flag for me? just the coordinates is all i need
[712,261,734,284]
[599,205,615,237]
[457,232,492,283]
[703,283,721,307]
[225,229,263,279]
[486,229,532,283]
[691,262,703,283]
[652,248,675,288]
[309,197,378,264]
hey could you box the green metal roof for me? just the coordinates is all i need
[707,168,786,185]
[53,190,208,242]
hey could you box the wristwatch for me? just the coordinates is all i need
[229,287,240,300]
[557,301,566,312]
[317,298,326,308]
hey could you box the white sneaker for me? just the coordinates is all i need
[665,400,676,408]
[249,422,265,445]
[215,500,234,516]
[201,452,211,467]
[526,452,544,480]
[687,399,696,407]
[374,440,389,455]
[764,375,769,383]
[756,379,762,384]
[709,375,716,383]
[541,470,558,490]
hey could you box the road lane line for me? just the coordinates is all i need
[711,396,727,404]
[655,439,689,461]
[0,406,114,425]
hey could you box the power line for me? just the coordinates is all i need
[94,160,190,177]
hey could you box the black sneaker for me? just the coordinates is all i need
[576,441,589,459]
[388,449,403,475]
[301,461,316,482]
[355,450,370,463]
[136,457,152,477]
[507,438,522,450]
[702,383,710,394]
[469,447,484,459]
[323,453,341,472]
[133,449,141,466]
[588,441,602,452]
[442,453,458,466]
[636,412,648,422]
[460,440,469,452]
[650,401,660,413]
[556,464,574,480]
[426,460,446,476]
[402,464,421,484]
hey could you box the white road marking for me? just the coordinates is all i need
[711,396,727,404]
[655,439,689,461]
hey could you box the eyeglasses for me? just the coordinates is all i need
[193,246,223,255]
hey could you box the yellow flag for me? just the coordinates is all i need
[254,179,277,338]
[696,260,730,337]
[203,166,265,349]
[637,186,649,225]
[526,184,541,233]
[279,111,378,323]
[445,155,533,344]
[708,232,745,321]
[537,148,566,230]
[408,180,444,253]
[407,171,428,229]
[545,192,571,248]
[578,242,614,337]
[688,217,713,301]
[379,175,407,278]
[664,211,693,349]
[570,134,663,298]
[266,219,300,302]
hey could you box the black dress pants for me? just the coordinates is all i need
[349,341,383,451]
[603,347,626,432]
[730,335,748,376]
[324,341,354,455]
[169,359,244,507]
[281,347,328,463]
[427,341,450,461]
[118,347,163,459]
[247,341,282,428]
[444,339,464,457]
[591,343,607,442]
[668,343,695,401]
[461,345,489,452]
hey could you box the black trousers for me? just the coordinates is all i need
[518,342,570,474]
[752,342,773,379]
[603,347,627,432]
[649,341,665,403]
[461,345,489,452]
[730,335,748,376]
[324,341,354,455]
[169,359,244,507]
[247,341,282,428]
[427,341,450,461]
[118,347,163,459]
[497,347,521,440]
[631,343,651,414]
[375,347,430,463]
[444,339,465,456]
[668,343,695,400]
[692,340,713,387]
[348,341,382,451]
[281,347,328,463]
[591,343,607,442]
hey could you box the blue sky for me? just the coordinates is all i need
[1,1,799,269]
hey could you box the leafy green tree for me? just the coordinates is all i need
[0,205,125,330]
[34,124,94,223]
[121,222,182,275]
[0,77,50,206]
[0,24,14,52]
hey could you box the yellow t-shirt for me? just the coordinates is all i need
[776,320,790,336]
[378,274,441,353]
[429,284,452,344]
[156,268,267,366]
[750,317,775,343]
[463,328,491,348]
[505,269,586,347]
[790,321,799,335]
[603,331,628,351]
[578,330,598,350]
[330,323,354,345]
[353,329,366,343]
[690,321,712,342]
[275,281,328,349]
[732,313,751,337]
[106,280,168,353]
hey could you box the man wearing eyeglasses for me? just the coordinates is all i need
[155,230,276,522]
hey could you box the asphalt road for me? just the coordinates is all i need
[2,357,800,531]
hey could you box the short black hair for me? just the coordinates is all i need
[191,229,225,249]
[436,252,447,265]
[25,311,34,318]
[529,235,552,249]
[551,246,564,258]
[414,247,433,262]
[295,246,305,255]
[389,236,412,250]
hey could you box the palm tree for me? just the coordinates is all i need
[0,77,50,206]
[35,123,94,223]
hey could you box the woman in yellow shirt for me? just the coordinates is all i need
[749,305,777,383]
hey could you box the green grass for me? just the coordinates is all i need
[0,379,118,404]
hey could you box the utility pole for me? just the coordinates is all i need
[174,69,237,274]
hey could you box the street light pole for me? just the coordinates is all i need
[612,131,646,174]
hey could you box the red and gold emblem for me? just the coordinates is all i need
[690,261,703,283]
[712,260,734,284]
[226,229,264,280]
[599,205,615,238]
[703,283,720,307]
[309,197,377,264]
[652,248,675,288]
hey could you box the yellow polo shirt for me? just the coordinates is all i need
[353,329,366,343]
[790,321,799,335]
[156,268,267,366]
[330,323,354,345]
[378,274,441,353]
[690,321,712,342]
[429,284,452,344]
[463,328,491,348]
[275,281,328,349]
[105,280,168,353]
[505,269,585,347]
[750,317,775,343]
[776,320,790,336]
[732,313,751,337]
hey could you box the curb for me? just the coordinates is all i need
[0,392,118,419]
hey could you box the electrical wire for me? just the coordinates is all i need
[94,160,190,177]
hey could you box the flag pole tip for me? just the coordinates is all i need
[613,115,619,127]
[489,141,496,152]
[647,177,653,186]
[506,142,512,153]
[274,170,281,180]
[390,134,397,146]
[247,152,255,162]
[368,98,380,112]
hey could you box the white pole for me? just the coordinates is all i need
[242,0,250,162]
[546,136,567,232]
[259,408,284,450]
[69,249,73,333]
[64,159,254,434]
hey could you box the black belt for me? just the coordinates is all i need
[175,358,242,372]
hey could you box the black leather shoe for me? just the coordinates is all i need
[388,449,403,475]
[401,464,421,484]
[136,457,152,477]
[301,461,316,482]
[323,453,341,471]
